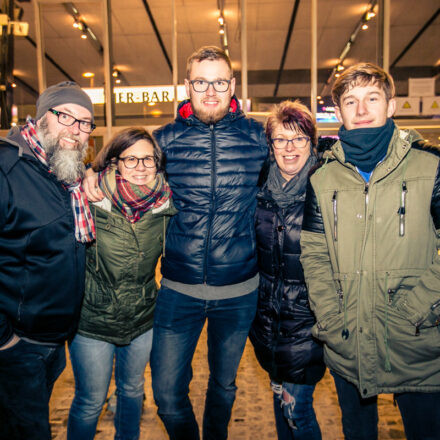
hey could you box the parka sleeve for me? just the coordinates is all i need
[393,161,440,329]
[0,169,13,347]
[300,179,340,322]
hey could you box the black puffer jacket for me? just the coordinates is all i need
[0,128,86,346]
[154,97,268,285]
[249,160,325,385]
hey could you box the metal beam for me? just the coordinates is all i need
[172,0,177,116]
[390,7,440,69]
[102,0,114,138]
[273,0,300,97]
[241,0,248,114]
[34,0,46,92]
[310,0,317,116]
[141,0,172,72]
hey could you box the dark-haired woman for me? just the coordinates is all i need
[249,101,325,439]
[67,128,176,440]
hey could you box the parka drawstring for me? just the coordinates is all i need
[384,272,392,372]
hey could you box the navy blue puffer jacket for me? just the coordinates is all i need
[154,97,268,285]
[249,162,325,384]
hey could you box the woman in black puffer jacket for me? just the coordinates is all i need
[249,100,326,440]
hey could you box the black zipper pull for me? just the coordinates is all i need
[398,181,407,237]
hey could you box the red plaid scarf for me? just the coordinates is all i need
[98,166,171,223]
[21,119,96,243]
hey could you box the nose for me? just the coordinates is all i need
[357,100,367,116]
[205,82,216,96]
[68,120,81,135]
[285,140,295,152]
[136,159,147,170]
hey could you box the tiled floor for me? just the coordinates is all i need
[49,326,405,439]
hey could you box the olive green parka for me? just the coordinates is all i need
[77,198,176,345]
[300,126,440,398]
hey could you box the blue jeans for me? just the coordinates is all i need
[150,286,258,440]
[271,382,321,440]
[0,339,65,440]
[332,371,440,440]
[67,330,153,440]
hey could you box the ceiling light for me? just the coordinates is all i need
[361,24,368,30]
[319,100,324,105]
[112,70,119,78]
[337,64,345,71]
[366,11,376,20]
[115,78,121,84]
[82,72,94,78]
[11,82,16,88]
[218,15,224,25]
[335,73,341,78]
[219,27,225,35]
[81,31,87,39]
[317,95,322,100]
[73,20,80,28]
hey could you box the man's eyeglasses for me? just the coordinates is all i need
[118,155,156,169]
[271,136,310,150]
[48,108,96,133]
[189,79,231,93]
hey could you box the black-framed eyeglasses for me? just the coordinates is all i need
[271,136,310,150]
[118,155,156,169]
[189,79,231,93]
[48,108,96,133]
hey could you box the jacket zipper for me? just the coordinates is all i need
[203,125,216,283]
[398,181,407,237]
[332,191,338,242]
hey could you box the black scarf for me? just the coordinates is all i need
[266,154,317,208]
[339,118,395,172]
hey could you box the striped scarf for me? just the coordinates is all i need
[98,165,171,223]
[21,119,96,243]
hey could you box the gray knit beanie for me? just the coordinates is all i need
[35,81,94,121]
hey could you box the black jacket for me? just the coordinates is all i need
[0,127,86,346]
[154,97,268,285]
[249,160,325,384]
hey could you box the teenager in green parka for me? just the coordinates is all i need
[300,63,440,440]
[67,128,176,440]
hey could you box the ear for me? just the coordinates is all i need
[184,79,190,98]
[230,77,236,96]
[387,98,396,118]
[334,106,344,124]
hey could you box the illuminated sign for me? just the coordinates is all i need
[83,85,188,105]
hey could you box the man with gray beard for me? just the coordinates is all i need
[0,81,95,440]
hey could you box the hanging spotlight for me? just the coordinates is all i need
[361,23,368,30]
[115,78,121,84]
[81,30,87,39]
[366,10,376,20]
[73,20,80,28]
[112,70,119,78]
[335,72,341,78]
[337,64,345,71]
[317,95,322,100]
[11,82,17,88]
[218,15,224,25]
[219,27,225,35]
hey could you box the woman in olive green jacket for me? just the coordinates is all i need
[68,128,175,440]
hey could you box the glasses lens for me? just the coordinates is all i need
[142,157,156,168]
[79,122,93,133]
[57,112,75,126]
[213,80,229,92]
[293,136,309,148]
[272,139,287,149]
[121,157,138,169]
[192,80,208,92]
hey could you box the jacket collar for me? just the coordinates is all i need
[176,95,242,126]
[331,125,417,182]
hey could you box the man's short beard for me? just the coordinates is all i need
[37,118,88,185]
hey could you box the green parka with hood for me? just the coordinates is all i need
[77,198,176,345]
[300,125,440,398]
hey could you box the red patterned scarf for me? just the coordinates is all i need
[98,166,172,223]
[21,119,96,243]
